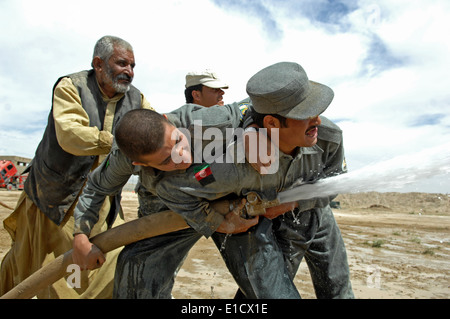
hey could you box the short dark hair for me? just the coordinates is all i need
[252,111,288,128]
[115,109,171,162]
[184,84,203,103]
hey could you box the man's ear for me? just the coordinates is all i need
[191,90,201,103]
[163,114,168,120]
[263,115,281,129]
[92,56,104,72]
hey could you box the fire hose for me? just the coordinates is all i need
[1,192,281,299]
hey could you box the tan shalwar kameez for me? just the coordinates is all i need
[0,77,152,298]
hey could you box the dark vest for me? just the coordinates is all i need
[24,70,143,225]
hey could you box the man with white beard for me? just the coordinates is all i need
[0,35,152,299]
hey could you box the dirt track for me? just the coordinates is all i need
[1,190,449,299]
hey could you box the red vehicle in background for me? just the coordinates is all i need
[0,160,28,191]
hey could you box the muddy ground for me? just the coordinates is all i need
[1,190,449,299]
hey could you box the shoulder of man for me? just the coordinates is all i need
[52,70,89,91]
[110,141,120,153]
[67,69,90,79]
[105,141,147,177]
[318,116,343,145]
[108,141,136,167]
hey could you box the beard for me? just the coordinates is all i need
[105,66,133,93]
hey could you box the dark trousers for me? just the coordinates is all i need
[113,228,202,298]
[113,206,353,299]
[272,206,354,298]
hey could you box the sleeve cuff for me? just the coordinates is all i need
[98,130,113,152]
[190,210,224,238]
[73,218,95,237]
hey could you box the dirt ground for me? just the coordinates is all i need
[1,189,449,299]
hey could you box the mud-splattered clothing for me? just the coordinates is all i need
[156,116,354,298]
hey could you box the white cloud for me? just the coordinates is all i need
[1,0,449,193]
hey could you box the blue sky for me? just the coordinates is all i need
[1,0,449,193]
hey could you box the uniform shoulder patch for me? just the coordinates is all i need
[194,164,216,186]
[238,102,249,122]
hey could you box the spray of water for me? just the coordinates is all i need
[277,143,450,203]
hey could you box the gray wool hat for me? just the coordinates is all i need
[246,62,334,120]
